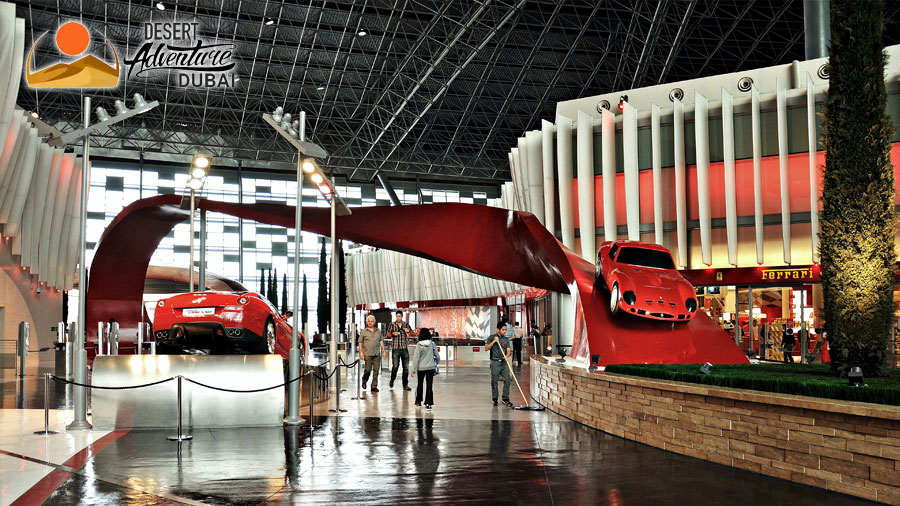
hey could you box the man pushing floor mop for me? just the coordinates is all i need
[486,322,545,411]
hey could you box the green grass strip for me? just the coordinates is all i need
[603,364,900,406]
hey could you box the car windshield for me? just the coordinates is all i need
[615,247,675,269]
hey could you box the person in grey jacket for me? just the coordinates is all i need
[410,327,439,410]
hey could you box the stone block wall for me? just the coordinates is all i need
[531,357,900,504]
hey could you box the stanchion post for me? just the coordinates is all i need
[167,375,192,441]
[97,321,105,356]
[308,369,314,427]
[34,373,59,435]
[351,359,361,400]
[137,322,144,355]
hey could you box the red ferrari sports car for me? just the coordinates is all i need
[595,240,698,322]
[153,291,304,357]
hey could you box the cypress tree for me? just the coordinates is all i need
[301,273,309,330]
[338,240,348,337]
[265,269,272,302]
[820,0,896,377]
[317,238,329,335]
[259,268,265,294]
[281,273,288,314]
[269,268,279,307]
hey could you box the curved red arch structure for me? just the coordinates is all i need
[87,195,747,365]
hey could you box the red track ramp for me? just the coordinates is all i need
[87,196,747,365]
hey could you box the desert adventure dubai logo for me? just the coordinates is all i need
[25,21,120,88]
[125,20,237,88]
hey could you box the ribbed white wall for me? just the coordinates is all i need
[0,5,85,291]
[346,249,522,307]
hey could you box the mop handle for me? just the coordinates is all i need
[504,354,529,403]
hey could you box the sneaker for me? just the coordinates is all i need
[389,380,394,388]
[425,404,432,410]
[503,399,513,407]
[371,387,380,392]
[492,399,498,406]
[403,386,411,391]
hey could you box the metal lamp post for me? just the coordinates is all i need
[64,94,159,431]
[187,156,210,293]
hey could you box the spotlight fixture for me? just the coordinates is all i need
[133,93,148,108]
[302,159,317,174]
[191,154,211,172]
[114,100,129,115]
[617,95,628,111]
[700,362,713,374]
[265,18,275,25]
[596,100,610,113]
[272,106,284,123]
[318,184,332,195]
[848,366,865,386]
[310,173,324,184]
[30,111,39,119]
[95,107,111,122]
[589,354,601,372]
[358,29,367,36]
[155,1,165,10]
[316,86,325,91]
[187,177,204,191]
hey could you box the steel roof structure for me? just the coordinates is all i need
[13,0,900,185]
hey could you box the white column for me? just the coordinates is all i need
[674,99,687,268]
[651,103,663,245]
[525,130,545,224]
[622,101,640,241]
[517,137,530,213]
[510,147,525,210]
[541,119,556,234]
[722,88,737,266]
[576,110,596,261]
[556,116,575,250]
[694,91,712,266]
[752,85,764,264]
[807,73,819,262]
[776,79,791,264]
[601,108,617,241]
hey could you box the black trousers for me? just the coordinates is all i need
[416,370,435,405]
[512,338,522,365]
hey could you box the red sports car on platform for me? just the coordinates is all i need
[595,240,698,322]
[153,291,304,357]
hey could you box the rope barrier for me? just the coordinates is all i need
[51,375,176,390]
[183,371,310,393]
[51,368,321,393]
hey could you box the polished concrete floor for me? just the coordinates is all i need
[0,356,882,505]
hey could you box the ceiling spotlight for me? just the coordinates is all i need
[114,100,128,115]
[155,1,165,10]
[272,106,284,123]
[316,86,324,91]
[358,29,367,36]
[95,107,111,122]
[30,111,39,119]
[617,95,628,111]
[191,167,208,179]
[187,177,204,190]
[288,127,298,138]
[310,173,324,184]
[133,93,148,108]
[302,160,317,173]
[265,18,275,25]
[319,184,332,195]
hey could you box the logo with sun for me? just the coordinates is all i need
[25,21,120,88]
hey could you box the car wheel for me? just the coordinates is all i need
[609,282,620,315]
[265,319,276,354]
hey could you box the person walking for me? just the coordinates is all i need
[410,328,439,410]
[359,315,387,392]
[781,328,796,364]
[485,322,513,407]
[388,310,414,391]
[509,320,525,367]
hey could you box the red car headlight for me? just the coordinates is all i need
[238,297,248,304]
[158,300,165,307]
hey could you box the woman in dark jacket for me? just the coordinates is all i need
[410,328,439,410]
